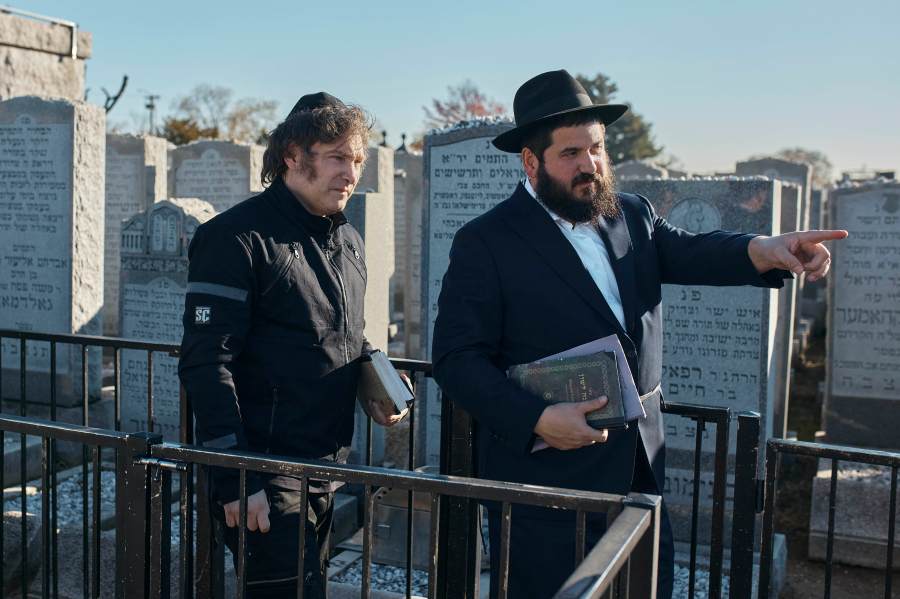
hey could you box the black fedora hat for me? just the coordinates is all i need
[492,70,628,153]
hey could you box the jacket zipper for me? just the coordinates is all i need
[266,386,280,453]
[324,239,351,365]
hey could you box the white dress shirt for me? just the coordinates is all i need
[524,179,626,329]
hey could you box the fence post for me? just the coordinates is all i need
[438,392,480,599]
[116,431,163,599]
[625,493,661,599]
[730,411,761,598]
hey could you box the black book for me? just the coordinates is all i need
[508,351,626,430]
[357,350,414,421]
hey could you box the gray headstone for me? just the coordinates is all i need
[104,134,168,335]
[800,188,830,325]
[421,120,520,465]
[0,96,105,406]
[119,198,216,439]
[824,182,900,449]
[618,178,784,546]
[615,159,668,180]
[169,140,264,213]
[771,183,800,439]
[357,146,397,316]
[736,157,812,234]
[395,151,424,359]
[344,191,394,464]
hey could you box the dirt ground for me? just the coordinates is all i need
[774,333,897,598]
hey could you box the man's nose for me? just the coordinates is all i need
[578,151,598,174]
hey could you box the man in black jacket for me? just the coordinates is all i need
[178,92,400,598]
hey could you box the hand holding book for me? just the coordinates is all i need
[533,396,611,450]
[357,350,415,427]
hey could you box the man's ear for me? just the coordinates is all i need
[283,144,300,170]
[522,147,539,182]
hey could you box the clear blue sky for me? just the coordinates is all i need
[15,0,900,178]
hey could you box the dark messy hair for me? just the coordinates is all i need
[260,103,373,186]
[522,112,605,161]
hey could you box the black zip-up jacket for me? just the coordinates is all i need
[178,177,371,502]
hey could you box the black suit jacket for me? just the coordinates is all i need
[432,183,786,498]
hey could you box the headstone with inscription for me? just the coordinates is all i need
[169,140,264,213]
[420,120,520,465]
[0,96,105,406]
[808,181,900,567]
[104,134,168,335]
[615,159,668,180]
[343,191,393,464]
[395,150,424,359]
[119,198,216,439]
[618,178,785,547]
[823,181,900,448]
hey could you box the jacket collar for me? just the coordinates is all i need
[504,182,638,334]
[268,176,347,237]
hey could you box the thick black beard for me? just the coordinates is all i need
[535,161,621,223]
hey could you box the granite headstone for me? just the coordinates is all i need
[103,134,168,335]
[618,178,784,545]
[119,198,216,439]
[808,182,900,567]
[823,181,900,448]
[0,96,105,406]
[420,120,519,465]
[343,191,394,464]
[395,150,424,359]
[169,140,264,213]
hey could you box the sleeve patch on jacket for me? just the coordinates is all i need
[194,306,211,324]
[187,282,249,302]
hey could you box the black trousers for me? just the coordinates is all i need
[218,482,334,599]
[486,458,674,599]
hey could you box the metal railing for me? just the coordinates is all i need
[554,493,662,598]
[0,329,752,598]
[0,413,660,599]
[0,329,433,598]
[758,438,900,599]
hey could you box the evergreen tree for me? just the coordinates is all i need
[576,73,662,164]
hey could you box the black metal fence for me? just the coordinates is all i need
[758,438,900,599]
[0,412,660,598]
[0,330,844,598]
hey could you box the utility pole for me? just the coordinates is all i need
[144,94,160,135]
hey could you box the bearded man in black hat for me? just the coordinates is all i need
[431,69,846,598]
[179,92,403,598]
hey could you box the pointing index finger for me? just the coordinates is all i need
[797,229,848,244]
